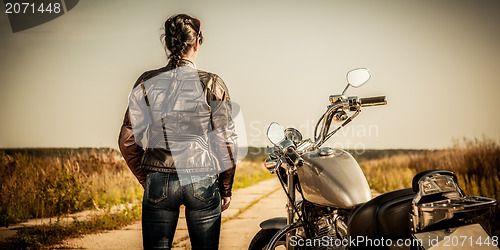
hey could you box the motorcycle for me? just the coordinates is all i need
[249,68,497,250]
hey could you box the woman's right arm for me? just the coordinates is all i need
[118,107,147,187]
[118,76,152,187]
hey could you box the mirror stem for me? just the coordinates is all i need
[341,84,350,95]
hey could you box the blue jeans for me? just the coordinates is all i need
[142,172,221,249]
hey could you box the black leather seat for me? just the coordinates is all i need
[347,188,416,241]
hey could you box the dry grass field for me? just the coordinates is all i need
[357,137,499,235]
[0,148,143,227]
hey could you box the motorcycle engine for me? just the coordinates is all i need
[302,201,348,250]
[314,214,337,239]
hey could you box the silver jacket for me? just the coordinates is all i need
[119,59,237,197]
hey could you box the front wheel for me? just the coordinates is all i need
[248,229,286,250]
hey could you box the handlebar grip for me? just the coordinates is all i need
[360,96,387,107]
[286,147,304,167]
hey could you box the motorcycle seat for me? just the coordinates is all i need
[347,188,416,240]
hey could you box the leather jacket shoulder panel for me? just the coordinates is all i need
[133,66,169,89]
[197,70,230,103]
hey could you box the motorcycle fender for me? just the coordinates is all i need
[259,217,287,230]
[412,224,495,249]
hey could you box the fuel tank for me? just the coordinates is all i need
[297,148,372,209]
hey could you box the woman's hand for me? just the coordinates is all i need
[221,196,231,212]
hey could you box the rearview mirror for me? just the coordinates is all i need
[267,122,285,145]
[342,68,371,95]
[347,68,371,87]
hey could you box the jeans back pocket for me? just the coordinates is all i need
[191,174,217,202]
[145,172,169,203]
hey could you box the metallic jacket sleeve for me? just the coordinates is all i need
[118,77,151,187]
[209,74,237,197]
[118,108,147,186]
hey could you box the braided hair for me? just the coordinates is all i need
[162,14,203,67]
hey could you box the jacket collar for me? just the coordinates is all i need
[166,58,196,70]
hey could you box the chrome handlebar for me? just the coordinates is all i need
[266,95,387,170]
[313,95,387,149]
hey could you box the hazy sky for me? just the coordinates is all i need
[1,0,499,150]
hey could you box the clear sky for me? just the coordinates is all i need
[1,0,499,150]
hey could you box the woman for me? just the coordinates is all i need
[118,14,237,249]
